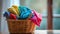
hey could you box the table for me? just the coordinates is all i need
[1,30,47,34]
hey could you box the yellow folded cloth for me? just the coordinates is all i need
[12,5,19,15]
[8,7,18,16]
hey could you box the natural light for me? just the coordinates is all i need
[1,0,60,34]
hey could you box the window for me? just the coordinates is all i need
[20,0,60,30]
[10,0,20,6]
[20,0,47,30]
[53,0,60,30]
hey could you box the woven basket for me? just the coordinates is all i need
[7,19,35,33]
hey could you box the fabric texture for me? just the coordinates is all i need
[12,5,19,15]
[18,6,32,19]
[3,11,10,18]
[30,10,42,26]
[3,5,42,26]
[10,13,17,20]
[8,7,19,16]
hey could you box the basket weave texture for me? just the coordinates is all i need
[7,19,35,33]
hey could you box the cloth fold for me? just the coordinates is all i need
[18,6,32,19]
[3,5,42,26]
[30,10,42,26]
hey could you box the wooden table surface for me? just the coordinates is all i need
[1,30,47,34]
[1,30,60,34]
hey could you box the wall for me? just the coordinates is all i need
[1,0,10,33]
[1,0,20,33]
[0,0,2,32]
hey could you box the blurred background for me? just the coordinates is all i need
[0,0,60,33]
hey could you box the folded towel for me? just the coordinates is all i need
[8,7,19,16]
[10,13,17,20]
[18,6,32,19]
[12,5,19,15]
[30,10,42,26]
[3,11,10,18]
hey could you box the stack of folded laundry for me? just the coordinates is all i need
[3,5,42,26]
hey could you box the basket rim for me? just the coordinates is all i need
[7,19,31,21]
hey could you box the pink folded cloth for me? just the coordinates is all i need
[30,10,42,26]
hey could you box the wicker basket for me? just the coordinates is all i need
[7,19,35,33]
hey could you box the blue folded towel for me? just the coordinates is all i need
[18,6,32,19]
[3,11,10,18]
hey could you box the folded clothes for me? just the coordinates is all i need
[3,5,42,27]
[3,11,10,18]
[3,11,17,19]
[8,7,19,16]
[10,13,17,20]
[18,6,32,19]
[12,5,19,15]
[30,10,42,26]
